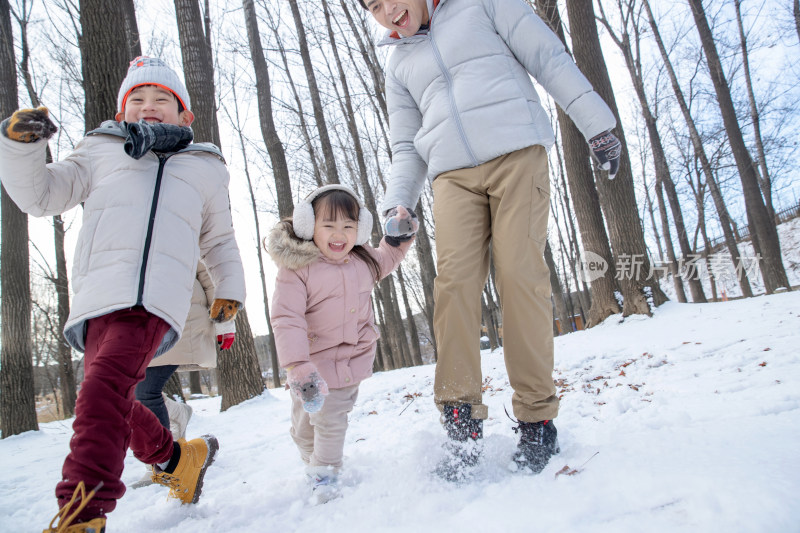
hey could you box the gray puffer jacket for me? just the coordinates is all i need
[378,0,616,213]
[0,120,246,357]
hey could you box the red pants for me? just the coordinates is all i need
[56,307,173,519]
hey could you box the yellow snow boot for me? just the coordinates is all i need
[43,481,106,532]
[152,435,218,504]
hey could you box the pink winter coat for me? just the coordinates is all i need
[267,223,412,389]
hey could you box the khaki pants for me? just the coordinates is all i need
[432,145,558,423]
[290,384,359,470]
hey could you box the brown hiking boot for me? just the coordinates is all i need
[44,481,106,532]
[152,435,219,504]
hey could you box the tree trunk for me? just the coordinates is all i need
[218,308,265,411]
[733,0,773,222]
[545,241,572,335]
[174,0,265,407]
[242,0,293,218]
[536,0,621,327]
[794,0,800,44]
[287,0,339,183]
[262,3,324,187]
[120,0,141,59]
[642,0,753,298]
[687,0,790,293]
[597,2,705,303]
[0,0,38,437]
[78,0,129,131]
[14,5,80,418]
[174,0,220,147]
[480,294,500,349]
[397,268,423,365]
[566,0,668,315]
[163,372,185,402]
[54,216,77,416]
[656,178,687,302]
[189,371,203,395]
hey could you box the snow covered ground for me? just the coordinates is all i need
[2,290,799,532]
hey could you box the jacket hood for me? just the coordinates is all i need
[267,222,320,271]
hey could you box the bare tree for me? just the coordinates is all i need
[687,0,790,294]
[221,67,282,388]
[642,0,753,298]
[536,0,622,326]
[0,0,38,437]
[733,0,773,221]
[242,0,293,218]
[287,0,339,183]
[566,0,669,315]
[174,0,265,406]
[78,0,129,131]
[12,0,79,416]
[596,0,706,303]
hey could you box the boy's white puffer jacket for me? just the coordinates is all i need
[379,0,617,213]
[0,121,246,357]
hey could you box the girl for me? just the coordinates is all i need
[267,184,417,503]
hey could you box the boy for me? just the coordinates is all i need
[361,0,621,479]
[0,56,246,532]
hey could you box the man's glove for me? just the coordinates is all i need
[214,320,236,350]
[209,298,241,323]
[123,120,193,160]
[2,107,58,143]
[383,205,419,247]
[287,362,329,413]
[589,130,622,180]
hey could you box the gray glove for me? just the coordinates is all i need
[383,206,419,247]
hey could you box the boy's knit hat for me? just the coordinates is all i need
[117,56,191,113]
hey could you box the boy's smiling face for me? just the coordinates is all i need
[115,85,194,126]
[366,0,429,38]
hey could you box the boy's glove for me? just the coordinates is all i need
[214,320,236,350]
[383,205,419,247]
[123,120,194,160]
[209,298,241,323]
[287,362,329,413]
[2,107,58,143]
[589,130,622,180]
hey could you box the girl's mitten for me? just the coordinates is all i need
[287,362,329,413]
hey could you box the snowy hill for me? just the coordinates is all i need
[2,291,799,532]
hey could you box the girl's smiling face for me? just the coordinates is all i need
[312,196,359,261]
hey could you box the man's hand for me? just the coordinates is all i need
[215,320,236,350]
[383,205,419,247]
[3,107,58,143]
[589,130,622,180]
[209,298,241,323]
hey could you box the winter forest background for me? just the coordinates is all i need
[0,0,799,442]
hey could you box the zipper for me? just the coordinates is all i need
[137,153,168,305]
[428,27,478,166]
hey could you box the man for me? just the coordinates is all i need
[361,0,621,479]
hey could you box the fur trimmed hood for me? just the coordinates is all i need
[266,222,320,271]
